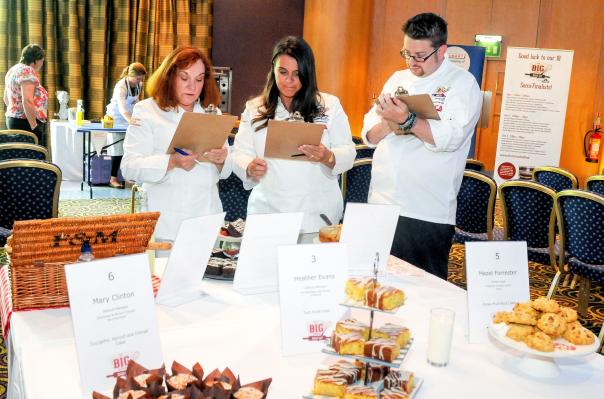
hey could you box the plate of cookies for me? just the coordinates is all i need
[488,296,600,357]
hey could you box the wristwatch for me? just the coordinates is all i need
[398,112,417,135]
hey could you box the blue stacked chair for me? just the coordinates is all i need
[499,180,558,268]
[548,190,604,318]
[355,144,374,159]
[533,166,577,192]
[585,174,604,196]
[0,160,61,246]
[342,158,372,205]
[0,143,49,161]
[465,158,484,171]
[0,130,38,144]
[453,170,498,243]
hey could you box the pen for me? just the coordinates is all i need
[174,147,203,165]
[290,153,306,157]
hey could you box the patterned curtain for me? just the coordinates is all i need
[0,0,213,130]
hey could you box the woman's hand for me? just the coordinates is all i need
[298,144,334,166]
[246,158,268,181]
[203,148,228,165]
[168,148,198,171]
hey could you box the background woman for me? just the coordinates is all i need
[232,36,355,233]
[121,46,230,241]
[105,62,147,188]
[3,44,48,145]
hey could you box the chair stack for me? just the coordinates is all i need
[453,170,497,243]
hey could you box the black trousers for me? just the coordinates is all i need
[390,215,455,280]
[111,156,122,177]
[6,116,46,147]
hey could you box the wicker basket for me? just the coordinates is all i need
[9,212,159,310]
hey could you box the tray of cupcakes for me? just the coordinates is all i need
[93,360,271,399]
[303,359,422,399]
[340,277,405,314]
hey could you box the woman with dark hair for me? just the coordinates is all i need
[105,62,148,188]
[232,36,355,232]
[3,44,48,145]
[121,46,230,241]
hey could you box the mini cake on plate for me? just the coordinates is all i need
[363,338,400,362]
[343,385,378,399]
[380,387,409,399]
[384,369,414,393]
[372,323,411,347]
[312,369,348,397]
[328,360,362,384]
[336,318,370,340]
[331,332,365,355]
[345,277,379,302]
[365,286,405,311]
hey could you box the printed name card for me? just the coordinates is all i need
[339,203,400,275]
[156,212,225,307]
[65,254,163,394]
[233,212,304,294]
[278,243,348,356]
[465,241,530,343]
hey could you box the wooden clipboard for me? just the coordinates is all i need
[396,94,440,120]
[264,119,326,161]
[167,112,237,162]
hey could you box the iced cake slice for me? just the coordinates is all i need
[365,286,405,311]
[345,277,379,302]
[363,338,400,362]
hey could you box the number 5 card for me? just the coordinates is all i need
[65,253,163,395]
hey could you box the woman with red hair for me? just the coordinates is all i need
[121,46,230,241]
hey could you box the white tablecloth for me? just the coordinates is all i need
[7,260,604,399]
[50,120,83,181]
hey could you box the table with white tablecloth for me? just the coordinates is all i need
[7,258,604,399]
[50,120,83,181]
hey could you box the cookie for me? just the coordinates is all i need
[563,321,595,345]
[558,306,578,323]
[532,296,560,313]
[524,331,555,352]
[506,323,535,342]
[508,310,538,326]
[513,302,539,318]
[493,311,512,324]
[537,312,567,337]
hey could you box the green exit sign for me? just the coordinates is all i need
[475,34,502,57]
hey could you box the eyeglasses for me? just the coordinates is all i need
[399,47,438,63]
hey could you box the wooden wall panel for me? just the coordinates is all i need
[303,0,373,135]
[445,0,491,45]
[537,0,604,184]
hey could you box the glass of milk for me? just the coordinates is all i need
[427,308,455,367]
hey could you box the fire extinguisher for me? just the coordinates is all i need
[584,113,602,163]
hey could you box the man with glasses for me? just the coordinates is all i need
[361,12,482,280]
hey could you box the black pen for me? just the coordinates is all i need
[291,153,306,157]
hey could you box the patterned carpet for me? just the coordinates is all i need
[0,198,601,397]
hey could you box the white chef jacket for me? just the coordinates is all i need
[232,93,355,233]
[361,59,482,225]
[105,78,142,156]
[121,98,232,241]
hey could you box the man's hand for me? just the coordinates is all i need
[375,94,409,124]
[246,158,268,181]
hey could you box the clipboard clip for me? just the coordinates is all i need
[204,104,218,114]
[394,86,409,97]
[286,111,304,122]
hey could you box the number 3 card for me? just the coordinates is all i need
[277,243,348,356]
[65,253,163,395]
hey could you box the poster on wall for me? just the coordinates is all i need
[447,45,486,158]
[493,47,574,184]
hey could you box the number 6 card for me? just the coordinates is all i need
[65,253,163,395]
